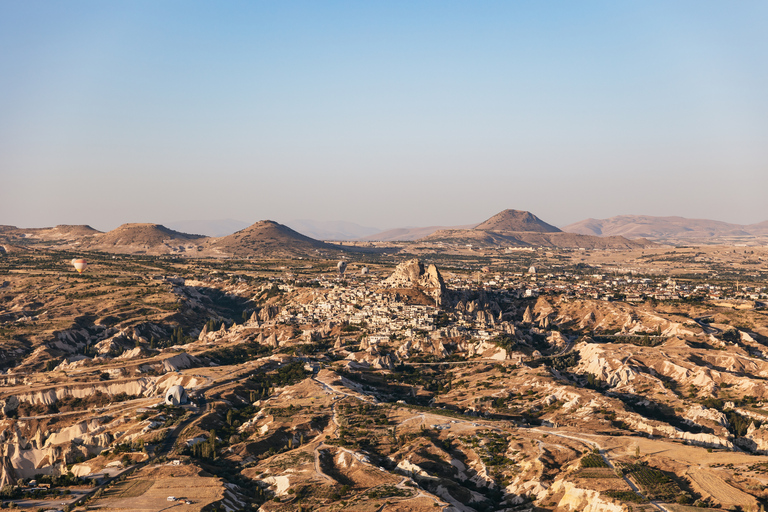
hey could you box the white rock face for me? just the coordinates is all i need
[162,352,199,372]
[743,424,768,453]
[16,378,156,406]
[625,417,734,450]
[396,458,430,477]
[70,463,92,477]
[684,405,729,427]
[549,479,623,512]
[522,306,533,324]
[383,259,446,304]
[576,343,635,387]
[262,475,291,495]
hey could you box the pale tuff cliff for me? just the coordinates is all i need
[383,259,447,305]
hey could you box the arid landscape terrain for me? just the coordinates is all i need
[1,210,768,512]
[4,0,767,510]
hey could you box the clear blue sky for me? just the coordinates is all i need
[1,1,767,231]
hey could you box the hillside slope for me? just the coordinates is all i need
[564,215,768,243]
[205,220,344,258]
[77,223,206,254]
[475,209,561,232]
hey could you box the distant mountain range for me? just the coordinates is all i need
[563,215,768,242]
[363,212,768,244]
[4,210,767,258]
[359,210,562,241]
[167,218,381,240]
[69,221,343,258]
[419,209,651,249]
[164,213,768,244]
[86,223,205,248]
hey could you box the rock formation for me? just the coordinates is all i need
[383,259,447,305]
[265,333,279,348]
[0,450,16,488]
[522,306,533,324]
[259,306,279,322]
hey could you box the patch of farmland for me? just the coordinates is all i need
[686,468,759,510]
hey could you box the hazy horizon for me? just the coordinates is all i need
[6,209,768,240]
[2,1,767,231]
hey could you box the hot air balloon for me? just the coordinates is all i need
[360,266,369,275]
[71,258,87,273]
[337,260,347,277]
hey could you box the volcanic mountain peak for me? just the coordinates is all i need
[226,220,316,241]
[474,209,561,233]
[105,223,205,240]
[50,224,101,234]
[0,224,102,241]
[209,220,342,258]
[66,222,207,255]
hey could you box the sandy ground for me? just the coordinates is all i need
[4,488,89,509]
[88,464,225,512]
[685,467,759,510]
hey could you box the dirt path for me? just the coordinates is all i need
[529,428,672,512]
[312,442,334,483]
[310,376,450,510]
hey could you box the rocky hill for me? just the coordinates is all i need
[381,258,448,305]
[0,224,101,244]
[39,224,102,239]
[475,209,561,232]
[0,220,349,259]
[76,223,206,255]
[205,220,344,258]
[417,209,651,249]
[422,228,651,249]
[751,220,768,235]
[565,215,768,243]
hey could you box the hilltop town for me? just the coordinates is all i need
[0,210,768,512]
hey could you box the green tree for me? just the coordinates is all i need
[208,430,216,457]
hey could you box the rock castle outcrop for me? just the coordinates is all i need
[383,259,447,305]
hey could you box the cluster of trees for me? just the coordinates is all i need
[491,334,516,351]
[188,430,218,460]
[169,326,193,346]
[248,362,309,393]
[727,410,759,437]
[549,352,580,371]
[201,342,270,366]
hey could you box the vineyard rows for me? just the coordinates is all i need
[580,453,609,468]
[618,462,680,501]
